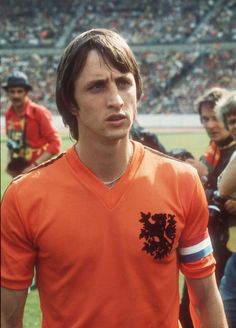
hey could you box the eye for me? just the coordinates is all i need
[88,81,106,92]
[201,117,209,124]
[116,77,132,89]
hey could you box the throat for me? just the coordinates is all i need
[75,141,134,188]
[102,175,122,188]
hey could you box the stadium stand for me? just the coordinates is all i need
[1,0,236,114]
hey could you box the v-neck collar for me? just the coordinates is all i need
[65,141,144,209]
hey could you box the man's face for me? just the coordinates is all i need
[7,87,28,109]
[200,103,230,142]
[72,50,137,143]
[226,114,236,141]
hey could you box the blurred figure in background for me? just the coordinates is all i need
[216,91,236,328]
[188,87,236,281]
[130,119,166,153]
[180,87,236,328]
[2,71,61,177]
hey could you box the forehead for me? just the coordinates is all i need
[81,50,118,75]
[200,103,215,116]
[77,49,134,82]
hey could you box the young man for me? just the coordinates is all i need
[1,29,228,328]
[2,71,61,177]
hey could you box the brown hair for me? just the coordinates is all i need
[56,28,143,140]
[215,92,236,129]
[196,87,229,117]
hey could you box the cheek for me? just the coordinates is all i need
[125,89,137,106]
[229,125,236,134]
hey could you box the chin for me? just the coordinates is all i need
[209,134,219,142]
[107,130,128,141]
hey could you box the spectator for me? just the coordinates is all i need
[216,92,236,328]
[180,87,236,328]
[2,71,61,177]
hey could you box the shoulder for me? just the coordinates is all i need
[8,152,65,193]
[27,100,51,117]
[143,145,198,177]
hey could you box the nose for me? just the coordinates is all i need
[205,118,218,129]
[106,84,124,110]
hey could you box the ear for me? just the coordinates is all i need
[70,104,80,116]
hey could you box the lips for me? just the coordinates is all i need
[106,114,126,122]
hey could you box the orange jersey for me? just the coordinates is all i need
[1,141,215,328]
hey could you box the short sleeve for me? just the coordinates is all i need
[1,183,36,289]
[178,170,216,278]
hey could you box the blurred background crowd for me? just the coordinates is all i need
[1,0,236,114]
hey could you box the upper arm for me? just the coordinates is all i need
[38,110,61,153]
[1,287,28,327]
[218,155,236,196]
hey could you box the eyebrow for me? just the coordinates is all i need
[85,74,133,88]
[85,78,108,88]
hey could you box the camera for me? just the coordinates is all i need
[130,122,166,153]
[7,139,29,175]
[207,190,229,247]
[7,139,22,153]
[169,148,194,161]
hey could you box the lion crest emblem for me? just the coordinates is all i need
[139,211,176,260]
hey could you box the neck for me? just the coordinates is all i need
[215,135,233,148]
[75,139,133,185]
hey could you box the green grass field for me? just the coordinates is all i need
[1,130,209,327]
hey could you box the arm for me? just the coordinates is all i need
[1,287,28,328]
[224,199,236,216]
[185,158,208,179]
[21,150,56,173]
[38,108,61,155]
[218,155,236,197]
[22,108,61,173]
[186,273,228,328]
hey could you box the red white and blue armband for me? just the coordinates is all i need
[179,232,213,263]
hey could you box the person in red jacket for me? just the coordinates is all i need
[2,71,61,177]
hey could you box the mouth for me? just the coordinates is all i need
[209,130,219,138]
[106,114,126,125]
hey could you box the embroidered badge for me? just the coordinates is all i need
[139,212,176,260]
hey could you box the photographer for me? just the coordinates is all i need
[3,71,61,177]
[180,87,236,328]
